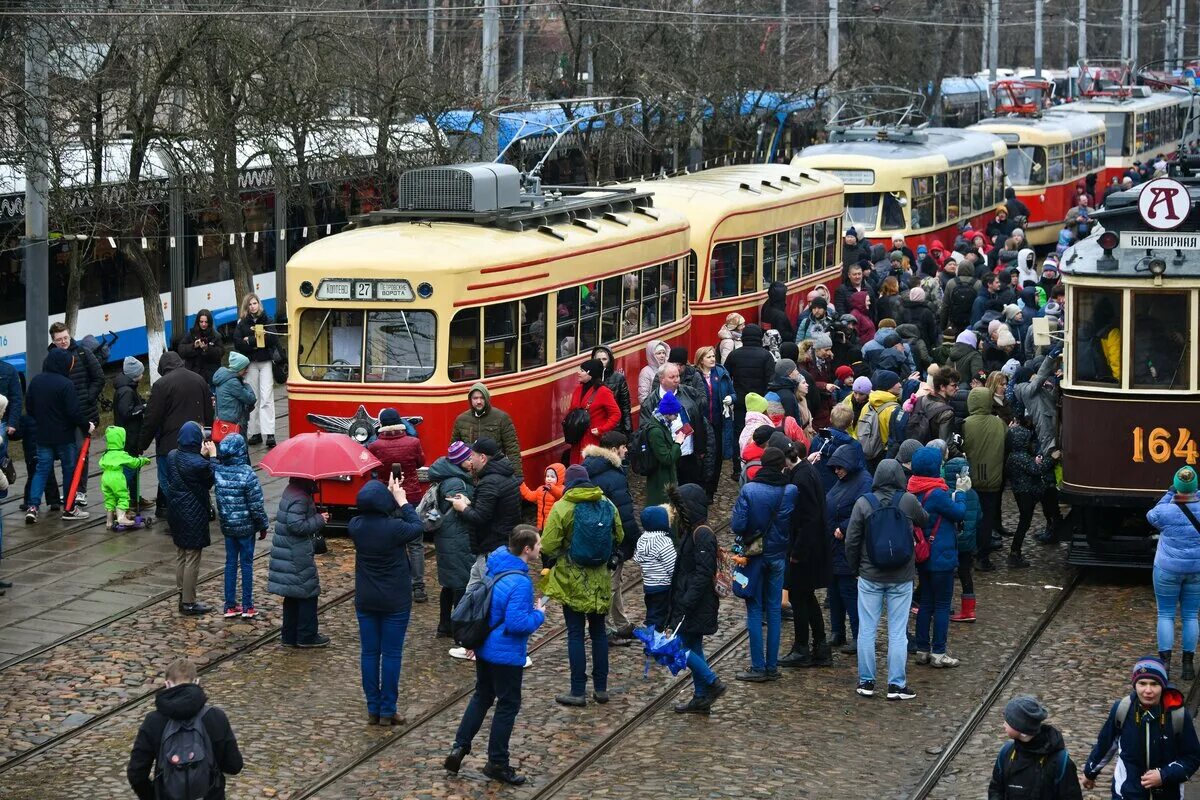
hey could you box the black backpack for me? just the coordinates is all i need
[948,282,977,329]
[450,569,527,649]
[155,706,219,800]
[562,387,599,445]
[627,424,659,477]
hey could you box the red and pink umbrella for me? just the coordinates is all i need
[258,431,381,480]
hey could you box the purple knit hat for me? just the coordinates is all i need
[1132,656,1169,687]
[447,441,472,465]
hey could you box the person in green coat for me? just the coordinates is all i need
[644,391,685,505]
[962,386,1006,573]
[541,464,624,708]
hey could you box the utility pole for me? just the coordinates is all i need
[1177,0,1186,70]
[480,0,500,160]
[23,15,49,382]
[426,0,435,60]
[1166,0,1175,65]
[515,0,525,99]
[1121,0,1130,60]
[1034,0,1044,79]
[988,0,999,84]
[827,0,838,76]
[1078,0,1087,62]
[981,2,990,74]
[779,0,787,84]
[1131,0,1139,66]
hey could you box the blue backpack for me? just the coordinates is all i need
[568,498,615,567]
[863,493,914,570]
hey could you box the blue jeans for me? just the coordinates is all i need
[29,442,78,511]
[223,535,256,609]
[857,577,914,686]
[1153,566,1200,653]
[563,607,608,696]
[156,455,170,506]
[829,574,860,641]
[454,658,524,766]
[679,633,719,698]
[744,556,786,671]
[914,568,955,655]
[356,608,411,718]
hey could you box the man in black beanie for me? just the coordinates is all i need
[989,695,1082,799]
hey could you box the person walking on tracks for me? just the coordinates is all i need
[444,525,547,786]
[989,695,1082,800]
[138,351,213,518]
[1149,467,1200,680]
[1082,656,1200,799]
[540,464,623,707]
[48,322,104,509]
[126,657,243,800]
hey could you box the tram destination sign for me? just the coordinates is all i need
[1119,231,1200,250]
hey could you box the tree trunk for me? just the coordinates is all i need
[119,242,167,383]
[64,240,83,334]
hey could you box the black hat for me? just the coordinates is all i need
[471,437,502,458]
[668,346,689,365]
[1003,696,1048,737]
[760,447,787,472]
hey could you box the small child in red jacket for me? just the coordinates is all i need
[520,463,565,530]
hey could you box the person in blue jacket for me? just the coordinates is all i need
[943,456,981,624]
[1149,466,1200,680]
[731,447,797,682]
[825,442,872,653]
[213,434,269,618]
[445,525,546,786]
[1083,656,1200,799]
[348,474,424,727]
[908,447,968,668]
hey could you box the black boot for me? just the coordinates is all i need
[778,646,811,668]
[1160,650,1173,675]
[809,642,833,667]
[1184,653,1196,682]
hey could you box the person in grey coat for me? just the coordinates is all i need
[426,445,476,639]
[268,477,330,647]
[1012,353,1061,457]
[844,459,928,701]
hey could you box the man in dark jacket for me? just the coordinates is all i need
[844,459,928,700]
[823,442,871,653]
[114,357,151,509]
[779,441,832,668]
[49,322,103,508]
[138,351,214,516]
[167,421,217,615]
[723,323,776,457]
[581,433,640,644]
[760,281,795,342]
[127,657,243,800]
[25,347,95,524]
[451,438,522,594]
[989,695,1082,800]
[639,361,712,488]
[0,356,22,438]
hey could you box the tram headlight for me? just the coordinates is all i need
[1149,258,1168,276]
[299,280,314,297]
[1097,230,1119,272]
[417,282,434,299]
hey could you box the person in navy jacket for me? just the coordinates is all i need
[908,447,967,668]
[444,525,546,787]
[1083,656,1200,799]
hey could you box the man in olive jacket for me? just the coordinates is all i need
[962,386,1006,572]
[450,383,522,480]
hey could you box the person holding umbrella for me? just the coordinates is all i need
[269,477,330,647]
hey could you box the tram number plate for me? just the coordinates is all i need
[354,281,374,300]
[1132,426,1199,465]
[1119,232,1200,250]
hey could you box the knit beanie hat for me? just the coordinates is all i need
[774,359,798,381]
[810,296,828,310]
[1132,656,1169,687]
[872,369,900,392]
[564,464,590,489]
[1003,304,1022,321]
[988,319,1003,338]
[1175,466,1198,497]
[852,376,873,394]
[764,391,785,416]
[227,351,250,373]
[744,392,768,414]
[1003,696,1049,737]
[835,365,854,381]
[580,358,605,383]
[896,439,923,467]
[779,342,800,363]
[447,441,472,465]
[917,244,928,255]
[1001,359,1021,380]
[122,356,145,380]
[752,425,777,446]
[760,447,787,472]
[996,327,1018,348]
[668,346,689,365]
[640,505,670,532]
[955,330,978,348]
[908,286,926,303]
[810,332,833,350]
[657,391,683,416]
[379,408,402,427]
[1043,300,1063,320]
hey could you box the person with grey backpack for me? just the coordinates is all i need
[127,658,243,800]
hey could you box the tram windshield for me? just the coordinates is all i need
[1005,145,1046,186]
[1073,288,1122,385]
[297,308,436,383]
[1132,292,1191,390]
[1102,112,1132,157]
[845,193,880,231]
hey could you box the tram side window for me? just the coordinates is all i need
[934,174,948,226]
[911,176,933,230]
[762,234,778,286]
[1007,146,1046,186]
[1073,288,1123,385]
[622,271,641,337]
[599,275,621,345]
[364,310,435,383]
[578,282,599,354]
[739,238,758,294]
[881,193,905,231]
[947,171,960,220]
[483,302,518,378]
[801,225,814,275]
[993,158,1005,205]
[687,251,699,303]
[1047,144,1064,183]
[825,218,839,267]
[448,307,480,382]
[787,228,800,280]
[660,260,678,325]
[710,241,739,299]
[521,295,547,371]
[971,164,983,210]
[641,265,660,331]
[1132,292,1191,390]
[297,309,364,382]
[556,286,580,360]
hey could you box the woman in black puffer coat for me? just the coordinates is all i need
[668,484,725,714]
[269,477,329,647]
[165,421,216,613]
[591,345,632,437]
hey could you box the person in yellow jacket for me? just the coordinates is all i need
[854,371,903,464]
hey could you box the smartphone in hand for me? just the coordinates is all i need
[390,464,403,480]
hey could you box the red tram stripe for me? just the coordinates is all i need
[466,272,550,291]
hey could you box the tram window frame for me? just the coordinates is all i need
[481,302,519,378]
[881,192,906,231]
[947,170,960,221]
[362,310,436,384]
[622,271,641,337]
[911,176,934,231]
[787,227,800,280]
[1047,143,1064,183]
[825,217,839,268]
[762,233,778,287]
[971,163,984,211]
[296,308,365,383]
[934,174,948,226]
[1071,287,1124,387]
[520,295,548,371]
[556,285,581,361]
[992,158,1005,205]
[447,307,481,382]
[801,225,814,276]
[641,264,661,331]
[710,241,739,300]
[687,251,699,303]
[739,237,758,295]
[660,260,678,325]
[598,274,622,346]
[1131,291,1192,391]
[579,281,600,354]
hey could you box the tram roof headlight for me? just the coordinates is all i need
[1149,258,1168,276]
[1098,231,1119,252]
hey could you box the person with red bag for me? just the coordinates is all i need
[908,446,968,670]
[212,352,257,454]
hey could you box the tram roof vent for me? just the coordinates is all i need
[398,163,521,214]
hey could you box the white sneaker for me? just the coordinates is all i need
[448,647,475,661]
[915,651,931,665]
[524,656,533,669]
[930,653,961,668]
[75,493,88,507]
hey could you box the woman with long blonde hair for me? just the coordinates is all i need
[234,292,279,448]
[694,345,734,494]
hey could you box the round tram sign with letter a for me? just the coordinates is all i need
[1137,177,1191,231]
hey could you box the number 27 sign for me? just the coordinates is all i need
[1132,426,1199,465]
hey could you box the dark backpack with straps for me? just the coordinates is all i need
[948,282,976,329]
[450,569,527,649]
[562,387,599,445]
[155,706,219,800]
[994,741,1071,795]
[863,493,915,570]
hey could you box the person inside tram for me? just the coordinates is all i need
[1075,296,1122,383]
[1133,299,1190,388]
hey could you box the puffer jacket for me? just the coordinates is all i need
[366,425,426,501]
[426,457,475,590]
[459,455,522,555]
[962,388,1006,492]
[111,372,144,455]
[732,469,797,559]
[165,421,214,550]
[450,382,523,479]
[669,484,720,637]
[593,345,632,436]
[47,340,103,423]
[908,447,966,572]
[519,463,565,530]
[1083,688,1200,799]
[638,339,668,405]
[1151,491,1200,575]
[942,457,980,555]
[723,325,776,415]
[825,443,872,575]
[212,366,257,433]
[347,480,423,615]
[268,480,325,599]
[1005,426,1055,495]
[1012,354,1061,456]
[476,546,544,667]
[540,483,624,614]
[760,281,795,341]
[581,445,639,560]
[212,434,268,539]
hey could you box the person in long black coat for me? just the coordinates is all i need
[776,438,833,668]
[667,484,725,714]
[176,308,225,386]
[166,421,217,615]
[760,281,795,342]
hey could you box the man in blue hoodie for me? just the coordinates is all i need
[444,525,546,786]
[25,347,95,524]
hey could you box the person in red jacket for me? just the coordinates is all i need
[565,359,620,465]
[367,407,429,603]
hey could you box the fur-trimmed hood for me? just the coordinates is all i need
[581,443,622,468]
